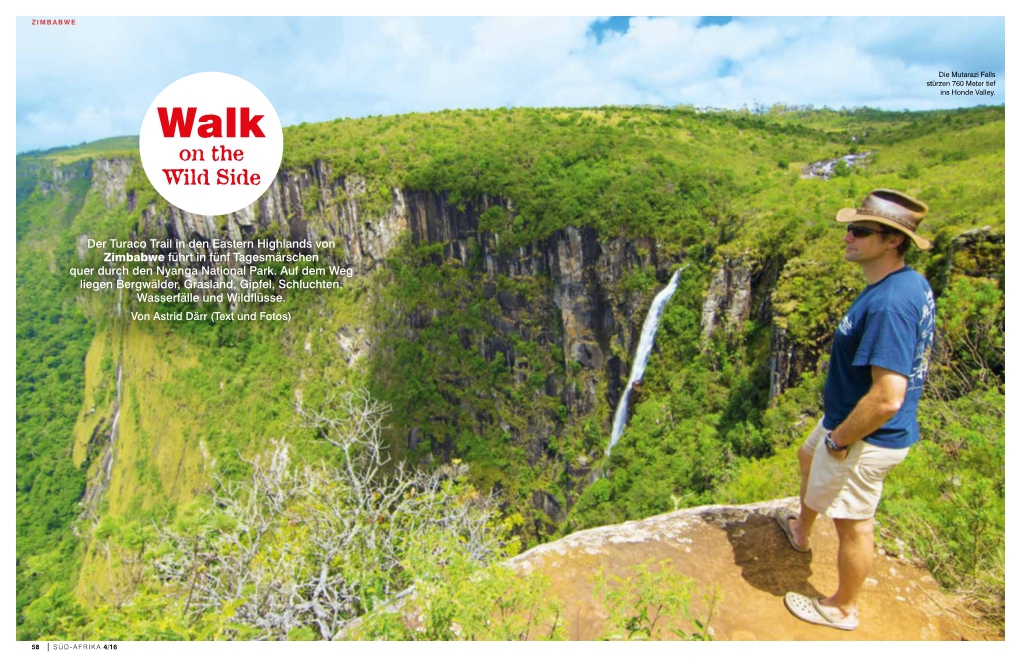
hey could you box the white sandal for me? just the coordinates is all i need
[784,592,859,631]
[773,507,810,552]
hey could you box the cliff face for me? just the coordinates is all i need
[700,256,753,346]
[699,255,800,401]
[131,159,662,395]
[73,157,668,530]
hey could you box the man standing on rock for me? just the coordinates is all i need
[776,189,936,631]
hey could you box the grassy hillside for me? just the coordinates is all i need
[20,136,139,165]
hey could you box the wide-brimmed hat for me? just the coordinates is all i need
[836,189,931,250]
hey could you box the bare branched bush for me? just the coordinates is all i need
[152,387,507,640]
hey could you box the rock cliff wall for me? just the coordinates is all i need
[127,159,664,393]
[700,256,753,345]
[72,157,673,527]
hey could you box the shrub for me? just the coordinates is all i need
[593,560,718,640]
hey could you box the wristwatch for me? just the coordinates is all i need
[824,432,852,453]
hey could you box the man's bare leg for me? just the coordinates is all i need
[788,444,818,549]
[817,517,874,619]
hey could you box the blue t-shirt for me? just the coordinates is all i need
[822,266,936,449]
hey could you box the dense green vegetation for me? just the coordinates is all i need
[16,161,95,632]
[16,103,1004,638]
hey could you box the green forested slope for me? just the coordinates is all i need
[16,160,95,628]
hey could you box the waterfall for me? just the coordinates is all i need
[606,267,684,456]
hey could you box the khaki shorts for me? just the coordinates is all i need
[802,418,909,520]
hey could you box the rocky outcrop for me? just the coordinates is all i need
[349,497,982,640]
[92,158,133,208]
[768,326,797,402]
[701,256,752,346]
[700,255,803,402]
[132,163,409,280]
[507,497,982,640]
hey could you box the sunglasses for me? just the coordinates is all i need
[845,224,892,239]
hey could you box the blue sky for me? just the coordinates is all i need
[16,16,1005,152]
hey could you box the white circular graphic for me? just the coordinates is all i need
[139,72,282,217]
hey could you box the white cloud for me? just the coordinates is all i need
[16,16,1005,152]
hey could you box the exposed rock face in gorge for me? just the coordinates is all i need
[699,255,799,402]
[700,256,753,346]
[73,158,671,525]
[507,497,981,640]
[129,159,661,386]
[768,327,798,402]
[62,154,861,533]
[92,158,133,207]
